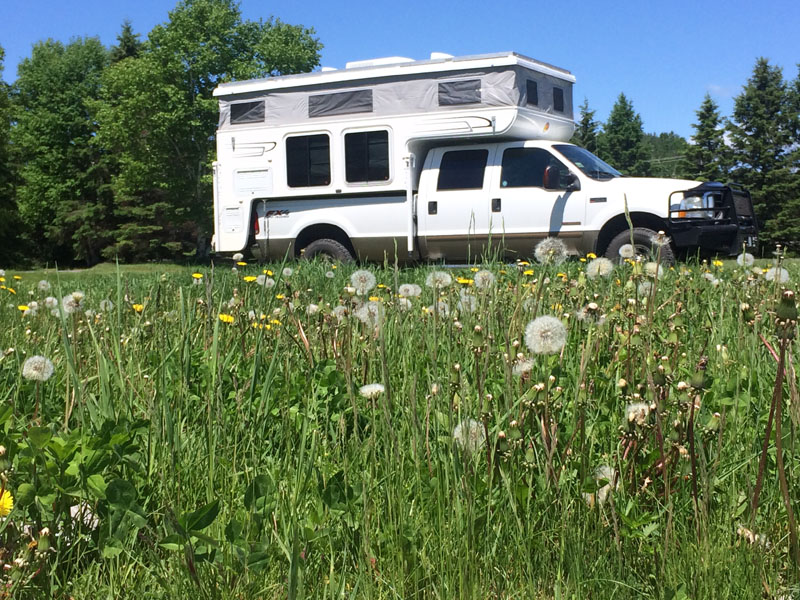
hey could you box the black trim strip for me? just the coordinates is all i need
[252,190,408,202]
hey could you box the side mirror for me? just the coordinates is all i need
[543,165,560,190]
[565,172,581,192]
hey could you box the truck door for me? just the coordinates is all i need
[418,146,497,262]
[488,144,586,259]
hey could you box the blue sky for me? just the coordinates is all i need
[2,0,798,139]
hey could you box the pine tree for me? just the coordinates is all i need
[644,132,689,179]
[571,98,600,153]
[109,20,143,63]
[682,94,730,183]
[728,58,798,248]
[596,93,650,176]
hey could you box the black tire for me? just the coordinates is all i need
[603,228,675,264]
[301,238,355,262]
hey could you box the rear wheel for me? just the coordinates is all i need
[604,228,675,264]
[302,238,355,262]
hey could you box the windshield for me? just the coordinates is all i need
[553,144,621,180]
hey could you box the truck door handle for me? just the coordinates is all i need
[428,201,437,215]
[491,198,501,212]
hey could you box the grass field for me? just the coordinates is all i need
[0,249,798,599]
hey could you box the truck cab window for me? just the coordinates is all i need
[286,134,331,187]
[345,131,389,183]
[501,147,570,189]
[437,149,488,190]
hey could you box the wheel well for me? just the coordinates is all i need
[595,213,669,255]
[294,224,355,258]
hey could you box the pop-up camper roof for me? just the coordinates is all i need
[213,52,575,135]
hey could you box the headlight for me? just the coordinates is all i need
[677,193,715,219]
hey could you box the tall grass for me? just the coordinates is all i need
[0,256,797,598]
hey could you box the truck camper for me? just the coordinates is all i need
[211,52,757,263]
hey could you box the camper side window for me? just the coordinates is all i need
[230,101,265,125]
[526,80,539,106]
[345,131,389,183]
[286,134,331,188]
[437,149,488,191]
[553,87,565,113]
[438,80,481,106]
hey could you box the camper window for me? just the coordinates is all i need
[345,131,390,183]
[230,101,265,125]
[526,80,539,106]
[309,90,373,118]
[437,149,488,191]
[286,134,331,187]
[438,80,481,106]
[553,87,565,112]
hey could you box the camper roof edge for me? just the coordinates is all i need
[212,51,575,98]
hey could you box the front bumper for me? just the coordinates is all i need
[670,222,758,255]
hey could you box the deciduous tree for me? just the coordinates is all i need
[12,38,113,265]
[94,0,322,261]
[0,46,22,264]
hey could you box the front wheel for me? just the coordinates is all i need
[604,228,675,264]
[301,238,355,262]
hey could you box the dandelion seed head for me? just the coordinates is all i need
[457,292,477,313]
[350,270,377,295]
[425,271,452,289]
[736,253,755,267]
[427,299,450,316]
[397,297,413,311]
[637,280,653,297]
[398,283,422,297]
[306,304,319,316]
[765,267,789,283]
[359,383,385,399]
[37,280,51,292]
[534,237,568,265]
[618,244,635,259]
[61,291,85,314]
[325,271,335,279]
[644,262,663,278]
[453,418,486,456]
[473,270,496,289]
[625,402,650,426]
[22,355,55,382]
[282,268,294,278]
[586,257,614,279]
[524,315,567,355]
[232,252,244,262]
[332,305,349,321]
[512,358,535,377]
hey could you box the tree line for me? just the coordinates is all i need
[0,1,797,265]
[0,0,321,266]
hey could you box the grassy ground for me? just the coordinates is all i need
[0,253,798,598]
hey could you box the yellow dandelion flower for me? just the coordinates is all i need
[523,270,534,276]
[470,267,479,272]
[219,313,235,323]
[17,305,29,312]
[243,276,257,282]
[377,284,386,289]
[517,260,530,266]
[132,304,144,313]
[456,277,474,284]
[13,275,21,281]
[368,296,382,302]
[262,269,273,275]
[712,259,723,267]
[237,261,247,266]
[586,252,597,259]
[0,277,4,282]
[0,489,13,517]
[499,270,507,275]
[6,287,15,294]
[270,319,281,325]
[579,257,586,262]
[275,294,285,300]
[192,273,203,279]
[331,265,337,269]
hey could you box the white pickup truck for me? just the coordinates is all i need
[212,52,757,263]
